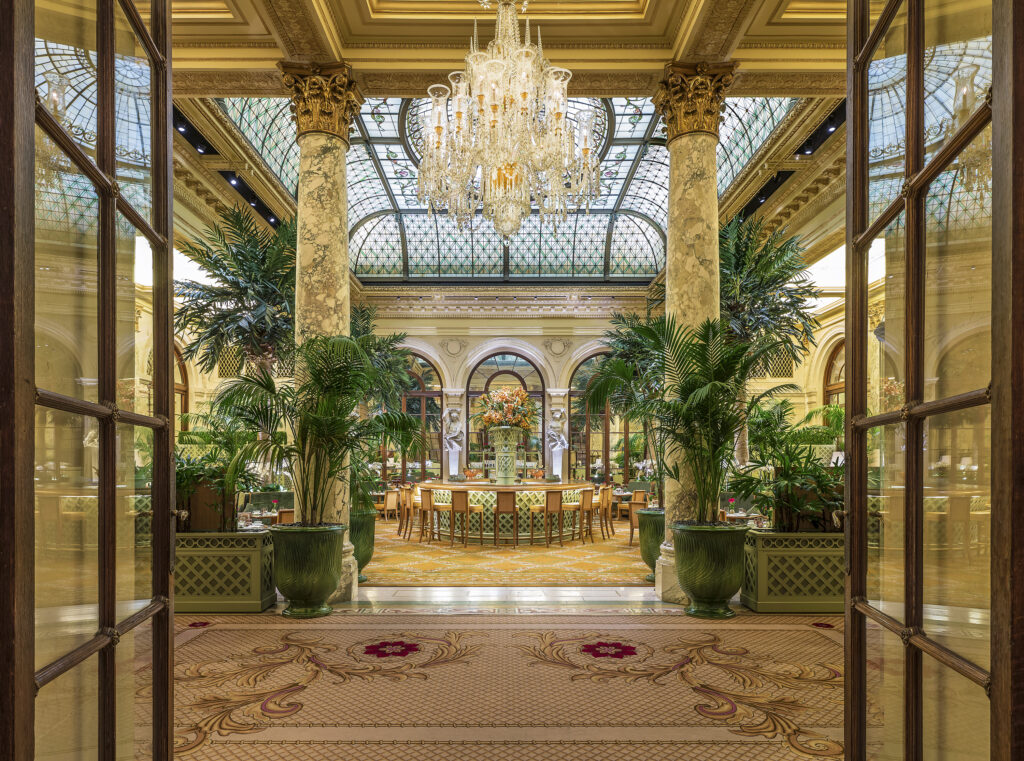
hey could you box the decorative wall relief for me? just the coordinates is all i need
[542,338,573,357]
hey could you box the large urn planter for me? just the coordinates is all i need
[349,506,377,583]
[672,522,750,619]
[637,508,665,583]
[741,530,845,613]
[174,531,275,613]
[490,426,519,485]
[269,524,347,618]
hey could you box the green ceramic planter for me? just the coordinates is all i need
[491,426,518,485]
[269,524,347,618]
[671,522,751,619]
[349,507,377,583]
[637,508,665,583]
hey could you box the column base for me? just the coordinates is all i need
[655,541,688,605]
[328,541,359,604]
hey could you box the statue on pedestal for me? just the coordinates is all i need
[442,407,464,481]
[546,408,569,481]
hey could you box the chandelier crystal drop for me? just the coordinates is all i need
[417,0,602,238]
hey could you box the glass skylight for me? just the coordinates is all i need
[215,94,799,280]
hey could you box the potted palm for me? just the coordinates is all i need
[731,402,845,612]
[653,318,793,618]
[214,335,421,618]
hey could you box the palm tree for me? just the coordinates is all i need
[719,215,820,464]
[174,206,296,374]
[651,318,795,522]
[212,335,423,526]
[582,313,669,504]
[350,303,414,412]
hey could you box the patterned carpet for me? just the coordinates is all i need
[363,519,653,586]
[170,609,845,760]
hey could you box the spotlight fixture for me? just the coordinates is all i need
[249,200,257,207]
[269,216,276,224]
[229,177,238,185]
[197,144,206,154]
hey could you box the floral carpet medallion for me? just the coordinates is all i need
[515,630,843,758]
[170,612,845,760]
[174,629,482,753]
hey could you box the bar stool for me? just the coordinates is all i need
[398,485,412,536]
[377,490,399,521]
[494,491,519,547]
[449,490,473,546]
[578,488,596,544]
[598,485,615,538]
[541,490,566,547]
[561,490,583,542]
[416,488,435,543]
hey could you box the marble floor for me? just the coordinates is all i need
[170,587,846,760]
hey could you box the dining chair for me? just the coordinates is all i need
[598,485,615,538]
[628,499,645,546]
[378,490,400,522]
[398,485,412,536]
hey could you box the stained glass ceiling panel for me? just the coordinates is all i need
[217,93,800,280]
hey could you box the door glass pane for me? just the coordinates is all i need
[868,3,908,225]
[114,3,154,221]
[35,408,99,669]
[116,619,154,760]
[923,128,992,402]
[868,212,906,416]
[35,659,99,760]
[35,125,100,401]
[867,423,906,620]
[866,621,904,761]
[117,212,155,415]
[922,654,989,759]
[117,424,154,619]
[923,0,992,163]
[34,0,99,162]
[922,406,991,670]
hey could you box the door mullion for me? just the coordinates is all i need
[96,0,118,753]
[844,0,870,757]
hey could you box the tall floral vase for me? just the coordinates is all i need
[490,426,519,485]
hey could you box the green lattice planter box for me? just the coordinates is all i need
[741,530,844,613]
[174,532,276,613]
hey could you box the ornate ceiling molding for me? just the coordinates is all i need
[279,61,365,140]
[173,70,288,98]
[654,61,736,141]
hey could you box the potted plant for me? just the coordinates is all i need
[215,335,421,618]
[731,401,846,612]
[472,387,539,485]
[652,318,793,619]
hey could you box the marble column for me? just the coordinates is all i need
[652,61,735,603]
[281,61,364,602]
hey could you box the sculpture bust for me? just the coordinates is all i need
[546,408,569,451]
[442,408,464,479]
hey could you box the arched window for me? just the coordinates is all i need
[568,354,634,484]
[174,346,189,430]
[823,341,846,407]
[384,354,442,482]
[466,353,545,479]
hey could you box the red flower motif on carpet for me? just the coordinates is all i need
[363,640,421,658]
[580,641,637,659]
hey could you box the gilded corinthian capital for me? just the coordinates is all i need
[653,62,736,141]
[279,61,364,141]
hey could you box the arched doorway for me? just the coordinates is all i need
[568,353,634,484]
[466,353,545,479]
[383,354,443,482]
[823,341,846,407]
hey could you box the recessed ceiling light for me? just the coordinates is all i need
[229,177,238,185]
[176,125,186,133]
[804,148,812,155]
[827,125,836,133]
[269,217,276,223]
[249,200,257,207]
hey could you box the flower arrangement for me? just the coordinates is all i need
[472,387,539,433]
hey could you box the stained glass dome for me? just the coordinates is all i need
[218,94,798,281]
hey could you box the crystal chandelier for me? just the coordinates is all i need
[417,0,602,237]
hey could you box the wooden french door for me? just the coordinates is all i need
[1,0,175,755]
[845,0,1023,758]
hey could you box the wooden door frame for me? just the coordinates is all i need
[0,0,176,755]
[846,0,1021,757]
